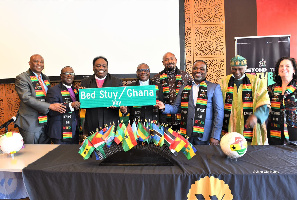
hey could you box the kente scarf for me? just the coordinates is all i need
[29,71,50,124]
[159,68,182,124]
[61,85,78,141]
[132,85,160,123]
[269,80,297,141]
[222,75,254,142]
[180,81,207,137]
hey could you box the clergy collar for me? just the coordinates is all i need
[62,83,72,89]
[95,75,107,80]
[139,79,150,86]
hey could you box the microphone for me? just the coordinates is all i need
[0,116,16,130]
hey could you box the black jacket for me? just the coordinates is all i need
[81,73,123,135]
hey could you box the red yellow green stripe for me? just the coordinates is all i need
[286,85,296,94]
[36,90,45,97]
[196,98,207,105]
[38,116,47,123]
[180,128,187,135]
[163,87,169,93]
[242,84,252,91]
[181,102,188,108]
[160,74,167,79]
[227,86,233,93]
[271,102,280,109]
[243,102,253,109]
[176,75,182,80]
[274,86,281,93]
[184,85,192,90]
[30,76,38,81]
[61,91,70,96]
[199,82,207,87]
[224,104,232,111]
[44,80,50,86]
[270,130,281,138]
[243,131,253,139]
[193,126,204,134]
[63,132,72,139]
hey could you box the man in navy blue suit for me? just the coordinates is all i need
[46,66,81,144]
[157,60,224,145]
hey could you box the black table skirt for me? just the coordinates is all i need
[22,145,297,200]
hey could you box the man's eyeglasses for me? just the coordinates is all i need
[62,72,75,76]
[137,69,150,72]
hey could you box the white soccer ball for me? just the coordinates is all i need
[0,132,24,154]
[220,132,247,159]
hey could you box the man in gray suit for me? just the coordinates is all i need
[157,60,224,145]
[15,54,66,144]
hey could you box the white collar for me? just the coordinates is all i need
[139,79,150,86]
[62,83,72,89]
[95,75,107,80]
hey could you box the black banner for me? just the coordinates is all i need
[236,35,290,86]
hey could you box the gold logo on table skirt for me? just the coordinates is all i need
[187,176,233,200]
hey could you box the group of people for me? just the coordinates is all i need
[15,53,297,146]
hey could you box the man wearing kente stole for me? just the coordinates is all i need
[46,66,81,144]
[121,63,166,124]
[152,52,193,130]
[15,54,66,144]
[157,60,224,145]
[220,55,270,145]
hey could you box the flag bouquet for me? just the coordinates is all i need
[78,121,197,160]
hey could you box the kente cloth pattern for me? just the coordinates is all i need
[220,74,270,145]
[268,80,297,142]
[29,71,51,124]
[180,81,207,138]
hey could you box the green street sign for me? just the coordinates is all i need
[79,85,156,108]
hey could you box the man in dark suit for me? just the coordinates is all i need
[15,54,66,144]
[81,56,123,135]
[46,66,81,144]
[157,60,224,145]
[120,63,166,124]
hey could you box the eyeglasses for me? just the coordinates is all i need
[137,69,150,72]
[62,72,75,76]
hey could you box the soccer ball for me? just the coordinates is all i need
[0,132,24,154]
[220,132,247,159]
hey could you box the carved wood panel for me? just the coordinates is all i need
[185,0,226,84]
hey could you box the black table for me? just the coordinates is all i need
[22,145,297,200]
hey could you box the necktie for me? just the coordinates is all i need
[68,88,76,102]
[38,75,47,95]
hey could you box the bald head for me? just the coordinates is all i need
[162,52,177,72]
[29,54,44,75]
[137,63,150,81]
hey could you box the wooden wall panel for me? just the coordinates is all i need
[185,0,226,84]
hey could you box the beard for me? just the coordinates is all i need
[166,63,176,72]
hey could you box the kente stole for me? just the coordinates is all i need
[160,69,182,123]
[180,81,207,137]
[61,86,78,141]
[29,72,50,124]
[222,75,254,142]
[269,82,296,141]
[132,85,159,123]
